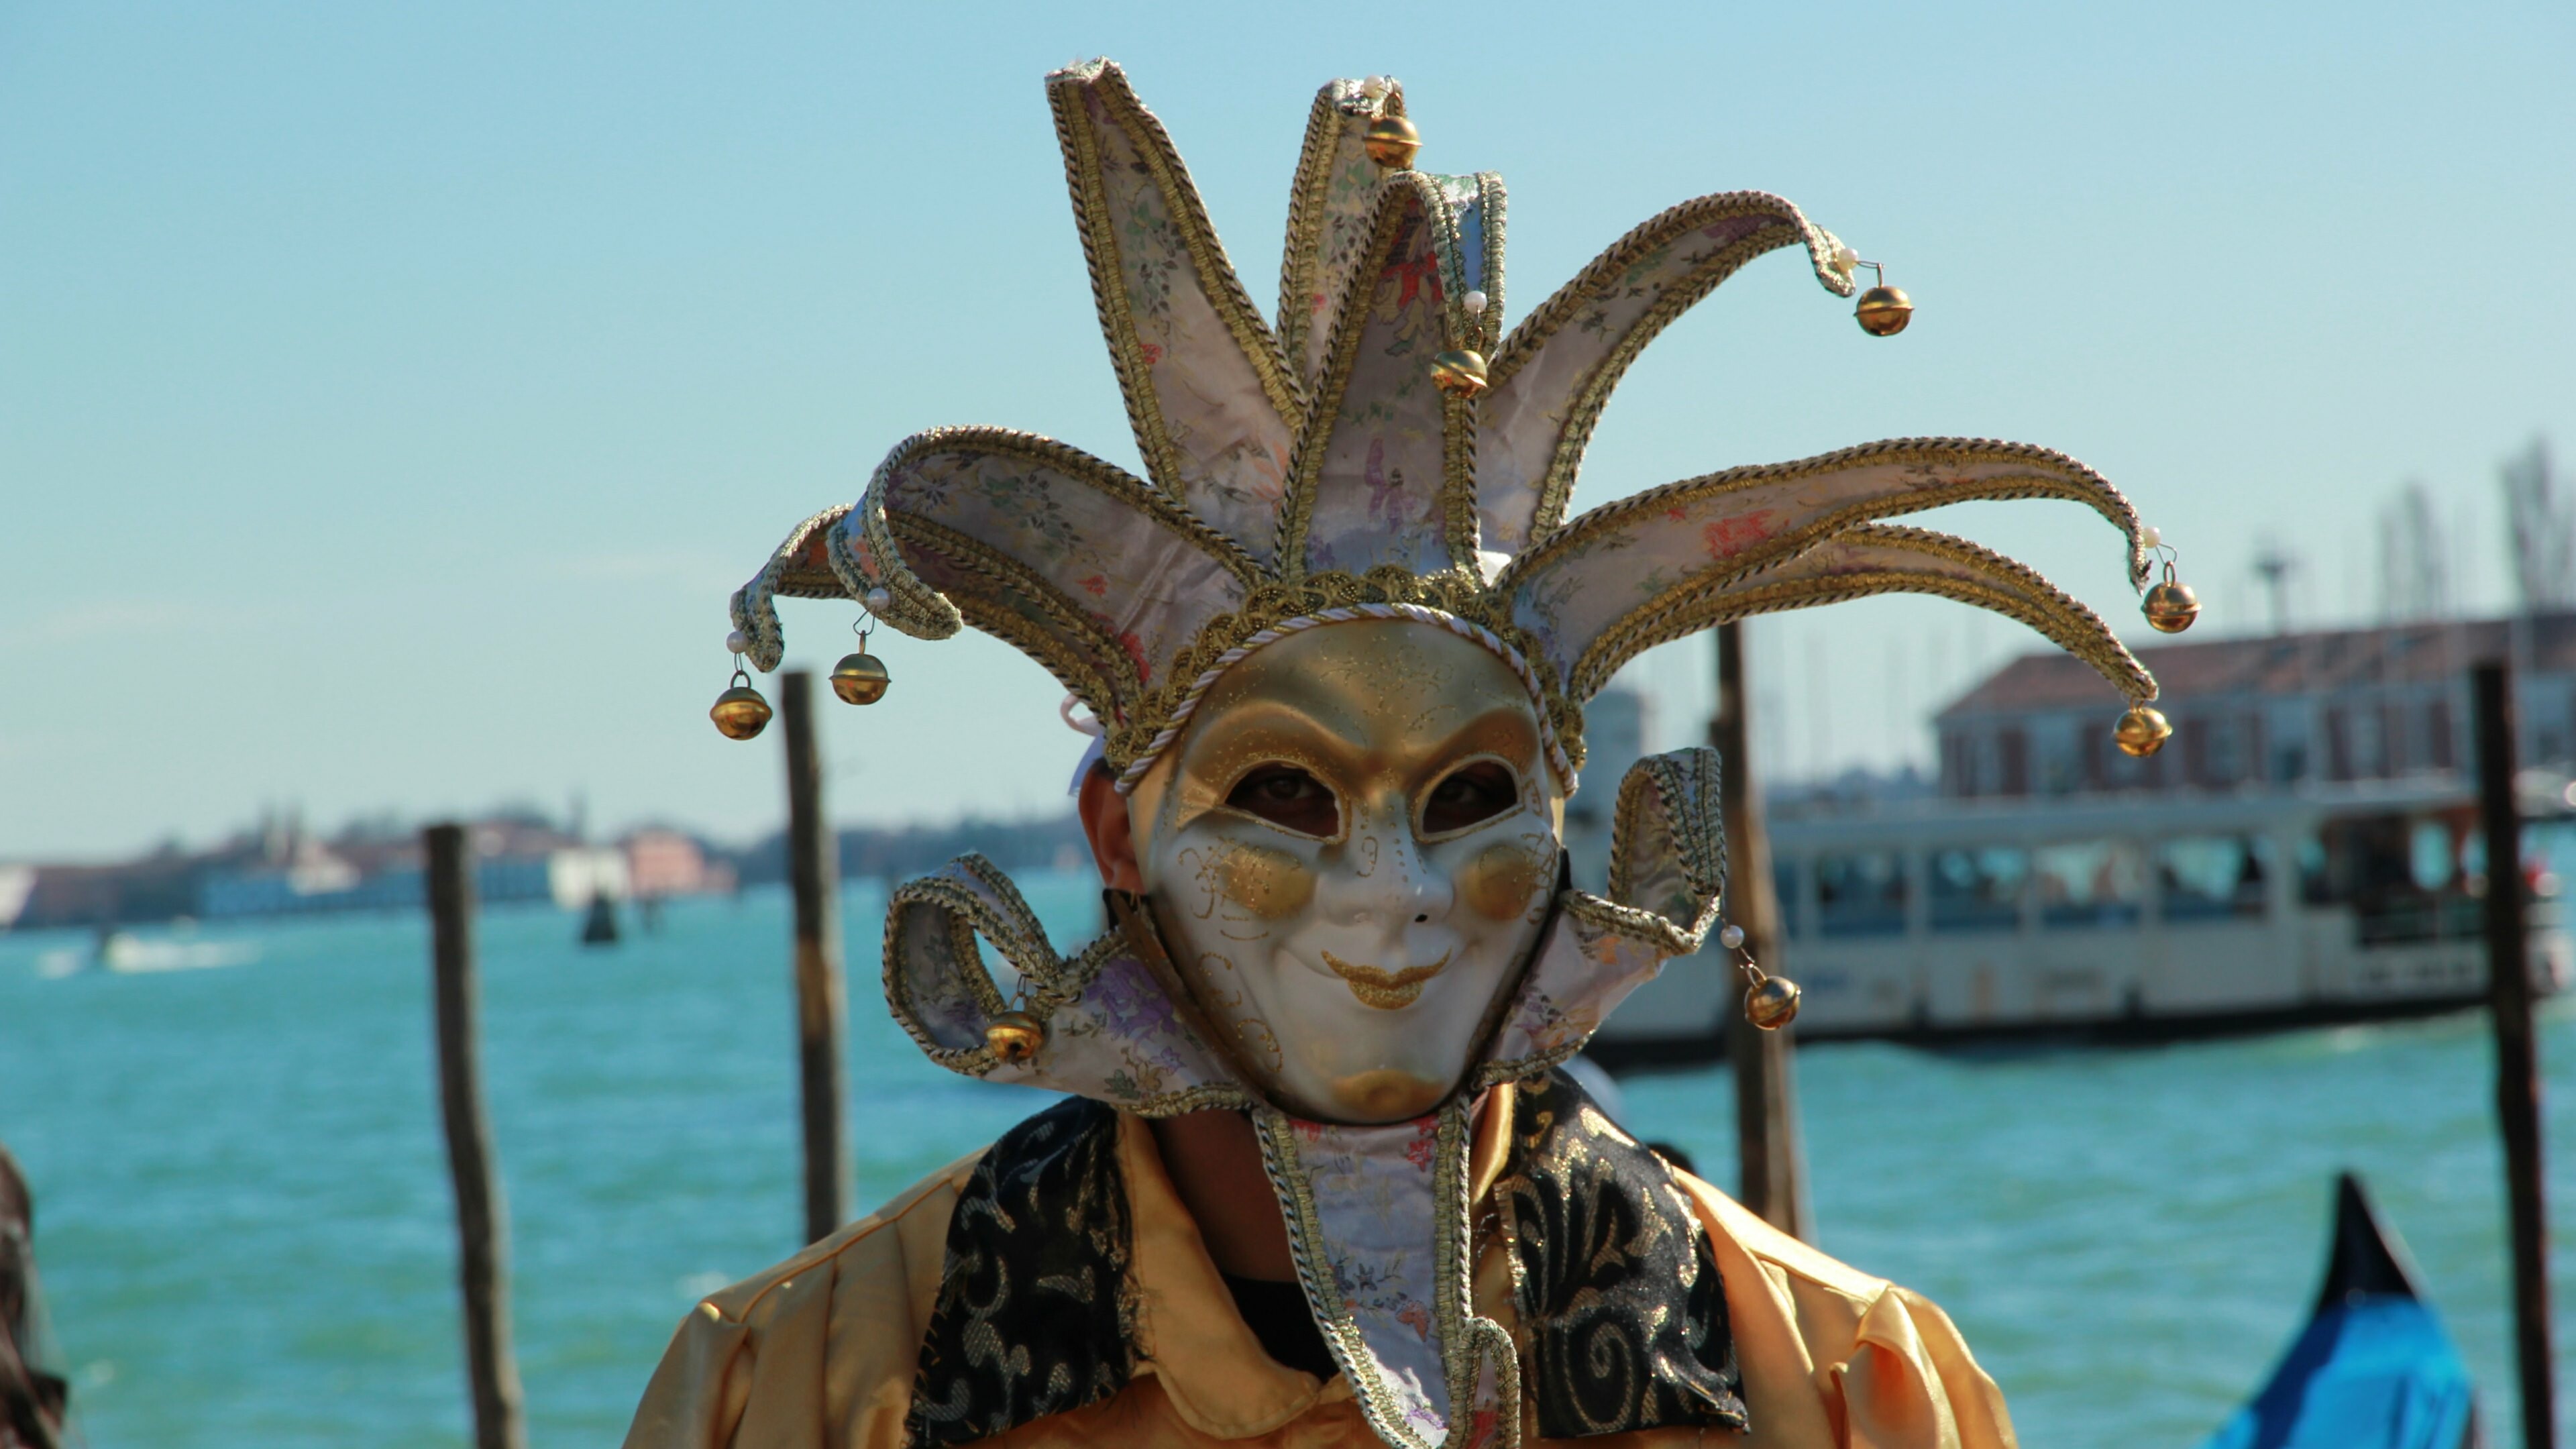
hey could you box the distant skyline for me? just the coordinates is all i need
[5,1,2571,858]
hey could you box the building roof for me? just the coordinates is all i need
[1938,611,2576,720]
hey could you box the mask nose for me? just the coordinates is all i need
[1333,793,1454,931]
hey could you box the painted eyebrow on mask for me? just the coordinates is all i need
[1409,707,1543,785]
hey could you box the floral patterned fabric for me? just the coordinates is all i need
[1296,172,1493,580]
[1280,78,1404,397]
[1474,193,1851,559]
[1498,438,2151,700]
[1256,1107,1504,1449]
[845,429,1252,708]
[882,858,1250,1116]
[1053,63,1297,561]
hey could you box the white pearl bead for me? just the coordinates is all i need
[1361,74,1389,99]
[724,630,749,655]
[1462,289,1488,316]
[1831,241,1858,276]
[2139,526,2162,549]
[1719,923,1746,951]
[864,586,892,613]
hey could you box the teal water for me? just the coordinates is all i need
[3,876,2571,1447]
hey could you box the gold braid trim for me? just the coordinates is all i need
[1472,171,1508,355]
[761,504,853,602]
[1491,191,1849,389]
[1252,1103,1507,1449]
[1431,176,1500,572]
[1503,435,2153,602]
[1603,748,1727,934]
[881,863,1046,1073]
[1468,889,1709,1091]
[885,426,1265,582]
[1087,66,1303,421]
[885,862,1263,1114]
[845,476,960,641]
[1048,62,1300,504]
[731,502,855,672]
[1560,888,1709,960]
[1103,566,1588,777]
[1499,205,1822,535]
[1277,79,1392,389]
[845,427,1263,663]
[1275,173,1479,574]
[881,513,1132,722]
[1576,524,2157,705]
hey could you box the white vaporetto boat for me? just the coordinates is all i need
[1589,777,2573,1064]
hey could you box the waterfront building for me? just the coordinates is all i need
[1935,611,2576,800]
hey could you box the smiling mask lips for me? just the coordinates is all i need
[1127,619,1562,1124]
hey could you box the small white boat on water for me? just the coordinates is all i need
[92,928,260,975]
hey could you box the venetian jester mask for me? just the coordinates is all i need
[722,60,2175,1449]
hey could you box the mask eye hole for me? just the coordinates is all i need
[1422,761,1519,836]
[1225,763,1340,838]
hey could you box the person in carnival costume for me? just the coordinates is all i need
[632,60,2192,1449]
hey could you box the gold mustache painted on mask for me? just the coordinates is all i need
[1320,949,1451,1009]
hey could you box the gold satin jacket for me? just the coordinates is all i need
[625,1085,2015,1449]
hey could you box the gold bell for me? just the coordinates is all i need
[1744,973,1802,1030]
[830,652,890,706]
[1429,348,1489,399]
[2114,705,2173,758]
[2143,568,2200,634]
[1362,114,1420,170]
[984,1010,1046,1065]
[710,670,773,741]
[1855,284,1913,337]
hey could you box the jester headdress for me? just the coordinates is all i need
[724,61,2163,1449]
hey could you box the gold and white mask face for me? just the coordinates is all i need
[1128,620,1564,1124]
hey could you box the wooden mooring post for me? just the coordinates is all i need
[424,824,527,1449]
[2471,660,2557,1449]
[1711,623,1813,1240]
[782,671,853,1245]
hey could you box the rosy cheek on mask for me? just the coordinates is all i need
[1217,841,1316,922]
[1460,839,1550,923]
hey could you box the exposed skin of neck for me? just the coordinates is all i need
[1080,765,1299,1281]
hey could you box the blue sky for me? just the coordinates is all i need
[4,1,2569,858]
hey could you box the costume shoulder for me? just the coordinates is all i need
[621,1146,979,1449]
[1670,1169,2019,1449]
[621,1097,1132,1449]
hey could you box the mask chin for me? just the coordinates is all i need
[1122,619,1566,1124]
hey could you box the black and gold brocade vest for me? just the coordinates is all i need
[904,1069,1746,1446]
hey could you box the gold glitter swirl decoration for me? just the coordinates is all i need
[726,58,2173,784]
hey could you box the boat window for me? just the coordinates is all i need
[1929,847,2025,932]
[2408,820,2455,892]
[2159,835,2271,920]
[2033,840,2144,928]
[2530,819,2576,900]
[2305,811,2481,944]
[1815,851,1905,937]
[2297,834,2330,902]
[1773,860,1803,939]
